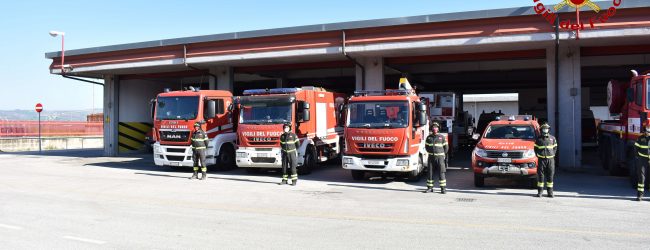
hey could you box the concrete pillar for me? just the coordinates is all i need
[546,47,557,135]
[556,45,582,168]
[103,75,119,156]
[209,66,233,91]
[355,57,384,90]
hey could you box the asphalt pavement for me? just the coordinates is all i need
[0,148,648,249]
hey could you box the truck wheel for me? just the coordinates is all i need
[629,158,638,189]
[528,177,538,189]
[474,173,485,187]
[351,170,365,180]
[298,146,316,175]
[607,147,623,176]
[215,144,236,171]
[406,156,424,182]
[601,140,610,170]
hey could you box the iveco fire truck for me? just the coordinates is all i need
[235,87,346,174]
[598,70,650,184]
[342,78,429,181]
[152,87,237,170]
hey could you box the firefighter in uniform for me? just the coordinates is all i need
[190,122,209,180]
[634,122,650,201]
[534,123,558,198]
[280,123,300,186]
[424,122,448,194]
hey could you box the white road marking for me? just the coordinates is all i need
[63,236,106,245]
[0,223,22,230]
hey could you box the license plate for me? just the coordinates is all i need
[170,162,180,166]
[497,158,512,163]
[257,153,269,158]
[498,165,509,172]
[366,160,384,166]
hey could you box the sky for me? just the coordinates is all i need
[0,0,564,111]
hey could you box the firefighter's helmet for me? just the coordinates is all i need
[283,123,291,130]
[432,122,440,128]
[541,123,551,130]
[194,122,201,127]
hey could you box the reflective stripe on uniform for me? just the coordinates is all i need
[639,152,649,158]
[635,142,649,149]
[291,174,298,180]
[433,143,448,147]
[638,184,645,192]
[201,167,207,172]
[537,182,544,187]
[534,144,557,149]
[193,167,199,171]
[546,182,554,188]
[439,180,447,187]
[192,138,207,141]
[192,146,206,150]
[280,140,299,144]
[283,149,296,153]
[431,153,445,156]
[282,175,288,180]
[537,154,555,158]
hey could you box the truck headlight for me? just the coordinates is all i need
[396,159,409,166]
[236,152,247,158]
[474,148,487,158]
[154,145,162,154]
[523,149,535,158]
[343,157,353,164]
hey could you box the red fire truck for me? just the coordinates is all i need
[234,87,346,174]
[598,70,650,184]
[342,78,429,181]
[152,87,237,170]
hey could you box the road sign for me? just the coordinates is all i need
[35,103,43,113]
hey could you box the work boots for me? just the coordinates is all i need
[423,187,434,193]
[536,188,543,198]
[637,191,644,202]
[189,171,199,180]
[547,188,554,198]
[440,187,447,194]
[280,179,288,185]
[291,179,298,186]
[200,171,207,180]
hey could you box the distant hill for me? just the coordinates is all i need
[0,109,103,121]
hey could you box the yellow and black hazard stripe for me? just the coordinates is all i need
[118,122,153,152]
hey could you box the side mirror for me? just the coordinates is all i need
[205,100,216,119]
[627,88,634,102]
[150,99,156,120]
[298,101,310,122]
[417,111,427,127]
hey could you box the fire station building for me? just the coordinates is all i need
[45,0,650,168]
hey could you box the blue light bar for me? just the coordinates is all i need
[269,88,300,94]
[242,89,269,95]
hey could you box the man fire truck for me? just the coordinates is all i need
[599,70,650,186]
[235,87,346,174]
[342,78,429,181]
[151,87,237,171]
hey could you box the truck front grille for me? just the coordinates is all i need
[251,157,276,163]
[486,151,524,159]
[159,131,190,142]
[167,155,186,162]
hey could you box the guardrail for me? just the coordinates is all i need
[0,136,103,152]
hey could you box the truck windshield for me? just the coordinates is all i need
[239,98,292,125]
[156,96,199,120]
[347,101,409,128]
[484,125,536,140]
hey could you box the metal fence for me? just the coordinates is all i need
[0,121,103,137]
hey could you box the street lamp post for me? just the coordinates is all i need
[49,31,65,73]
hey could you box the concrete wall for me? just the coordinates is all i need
[119,79,177,122]
[0,137,103,152]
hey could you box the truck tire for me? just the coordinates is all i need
[406,156,424,182]
[474,173,485,187]
[298,146,316,175]
[528,177,538,189]
[608,147,624,176]
[215,144,236,171]
[601,139,610,170]
[351,170,365,180]
[629,158,638,189]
